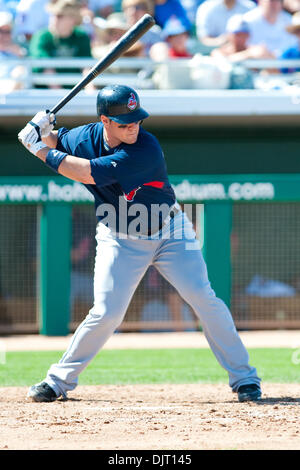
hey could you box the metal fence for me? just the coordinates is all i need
[1,175,300,334]
[0,205,38,333]
[69,204,198,333]
[231,202,300,329]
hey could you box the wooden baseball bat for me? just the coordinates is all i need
[50,14,155,115]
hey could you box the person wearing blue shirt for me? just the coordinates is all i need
[18,84,261,404]
[281,11,300,72]
[154,0,192,30]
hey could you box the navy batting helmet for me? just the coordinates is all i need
[96,85,149,124]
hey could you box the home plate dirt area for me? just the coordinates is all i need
[1,331,300,450]
[0,383,299,450]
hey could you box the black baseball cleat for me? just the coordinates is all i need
[237,384,262,402]
[27,381,57,402]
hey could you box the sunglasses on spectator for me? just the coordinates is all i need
[0,28,11,34]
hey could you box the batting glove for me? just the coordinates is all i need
[38,110,56,137]
[18,126,48,156]
[19,110,56,146]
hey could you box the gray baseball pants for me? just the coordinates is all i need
[45,211,260,398]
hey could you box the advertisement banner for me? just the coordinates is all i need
[0,174,300,204]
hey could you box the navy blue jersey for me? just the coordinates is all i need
[56,122,176,234]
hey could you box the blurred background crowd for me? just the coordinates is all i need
[2,0,300,90]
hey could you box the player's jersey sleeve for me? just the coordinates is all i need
[90,135,164,192]
[56,126,84,156]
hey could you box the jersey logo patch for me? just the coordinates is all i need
[123,187,141,202]
[127,93,137,110]
[123,181,165,202]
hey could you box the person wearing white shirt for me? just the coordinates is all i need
[243,0,297,57]
[14,0,49,41]
[14,0,106,43]
[196,0,256,47]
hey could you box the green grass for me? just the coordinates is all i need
[0,348,299,387]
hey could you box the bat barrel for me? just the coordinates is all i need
[50,14,155,115]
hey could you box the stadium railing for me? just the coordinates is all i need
[4,57,300,90]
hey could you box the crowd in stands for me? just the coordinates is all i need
[1,0,300,89]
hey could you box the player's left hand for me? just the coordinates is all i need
[34,110,56,138]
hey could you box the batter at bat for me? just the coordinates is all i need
[18,85,262,403]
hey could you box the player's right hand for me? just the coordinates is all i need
[23,111,55,145]
[18,123,48,156]
[18,121,41,147]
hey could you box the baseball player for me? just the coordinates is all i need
[18,85,262,403]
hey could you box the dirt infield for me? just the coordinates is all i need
[0,384,300,450]
[1,331,300,450]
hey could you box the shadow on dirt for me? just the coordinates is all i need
[256,396,300,405]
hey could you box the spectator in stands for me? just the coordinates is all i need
[211,13,274,60]
[154,0,191,30]
[0,11,24,57]
[29,0,92,88]
[283,0,300,13]
[280,12,300,70]
[122,0,163,55]
[196,0,256,47]
[0,11,27,91]
[84,0,119,18]
[243,0,297,58]
[93,12,128,49]
[180,0,205,29]
[14,0,51,43]
[92,12,145,58]
[14,0,115,45]
[78,0,121,39]
[150,15,192,59]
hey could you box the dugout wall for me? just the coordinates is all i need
[1,173,300,334]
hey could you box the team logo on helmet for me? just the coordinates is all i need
[127,93,137,110]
